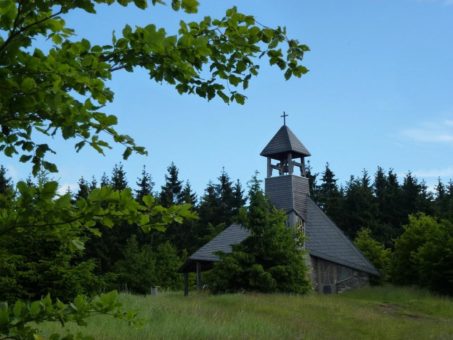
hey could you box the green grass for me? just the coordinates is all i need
[40,286,453,339]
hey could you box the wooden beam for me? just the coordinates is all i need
[196,262,202,290]
[267,157,272,177]
[183,272,189,296]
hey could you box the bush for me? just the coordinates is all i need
[354,228,391,283]
[392,213,453,295]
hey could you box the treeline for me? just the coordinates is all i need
[0,163,246,300]
[306,163,453,294]
[0,161,452,298]
[307,163,453,247]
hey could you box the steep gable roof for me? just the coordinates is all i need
[260,125,311,159]
[304,198,379,276]
[189,224,249,262]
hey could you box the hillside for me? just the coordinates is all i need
[40,286,453,339]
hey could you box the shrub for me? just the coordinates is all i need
[354,228,391,283]
[392,214,453,295]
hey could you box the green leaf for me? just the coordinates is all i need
[101,217,114,228]
[30,301,41,317]
[0,303,9,326]
[42,161,58,173]
[234,93,246,105]
[13,300,24,318]
[42,181,58,197]
[139,214,149,225]
[71,239,85,251]
[21,78,36,92]
[134,0,148,9]
[142,195,154,207]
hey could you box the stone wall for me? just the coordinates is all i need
[310,256,370,293]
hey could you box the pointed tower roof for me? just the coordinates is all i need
[260,125,311,159]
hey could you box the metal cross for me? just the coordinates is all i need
[281,111,288,125]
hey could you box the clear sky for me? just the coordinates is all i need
[3,0,453,196]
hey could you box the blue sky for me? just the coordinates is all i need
[3,0,453,196]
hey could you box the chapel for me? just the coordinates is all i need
[181,121,379,294]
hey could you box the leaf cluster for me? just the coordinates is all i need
[0,0,308,174]
[0,291,137,340]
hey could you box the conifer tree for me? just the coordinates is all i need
[197,182,222,245]
[0,166,13,209]
[159,163,184,207]
[342,171,377,238]
[208,176,311,294]
[216,169,237,226]
[110,163,128,191]
[317,163,343,227]
[100,172,110,187]
[181,181,197,206]
[135,166,154,203]
[75,177,90,200]
[232,179,247,216]
[305,160,319,200]
[0,165,13,195]
[89,177,98,191]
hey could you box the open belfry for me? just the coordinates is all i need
[182,117,378,294]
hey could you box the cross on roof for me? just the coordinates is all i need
[281,111,288,125]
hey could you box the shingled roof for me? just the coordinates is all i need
[260,125,311,159]
[304,198,379,276]
[183,200,378,276]
[189,224,249,262]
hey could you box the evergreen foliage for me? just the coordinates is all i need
[0,165,13,195]
[0,176,192,303]
[342,172,377,238]
[135,166,154,203]
[317,163,343,227]
[207,176,311,294]
[111,163,128,191]
[181,181,197,206]
[159,163,184,207]
[76,177,91,200]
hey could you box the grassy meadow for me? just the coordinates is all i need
[40,286,453,339]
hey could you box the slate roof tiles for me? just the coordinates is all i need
[260,125,311,158]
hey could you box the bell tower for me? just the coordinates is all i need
[260,117,311,227]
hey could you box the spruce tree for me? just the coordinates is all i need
[135,166,154,203]
[111,163,128,191]
[305,160,319,201]
[232,179,247,216]
[447,180,453,221]
[208,176,311,294]
[89,177,98,191]
[75,177,90,200]
[317,163,344,227]
[197,182,222,245]
[181,181,197,206]
[0,165,13,195]
[0,165,13,209]
[216,169,237,226]
[100,172,110,187]
[342,171,377,238]
[159,163,183,207]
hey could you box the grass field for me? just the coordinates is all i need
[40,286,453,339]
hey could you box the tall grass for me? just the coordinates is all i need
[40,286,453,339]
